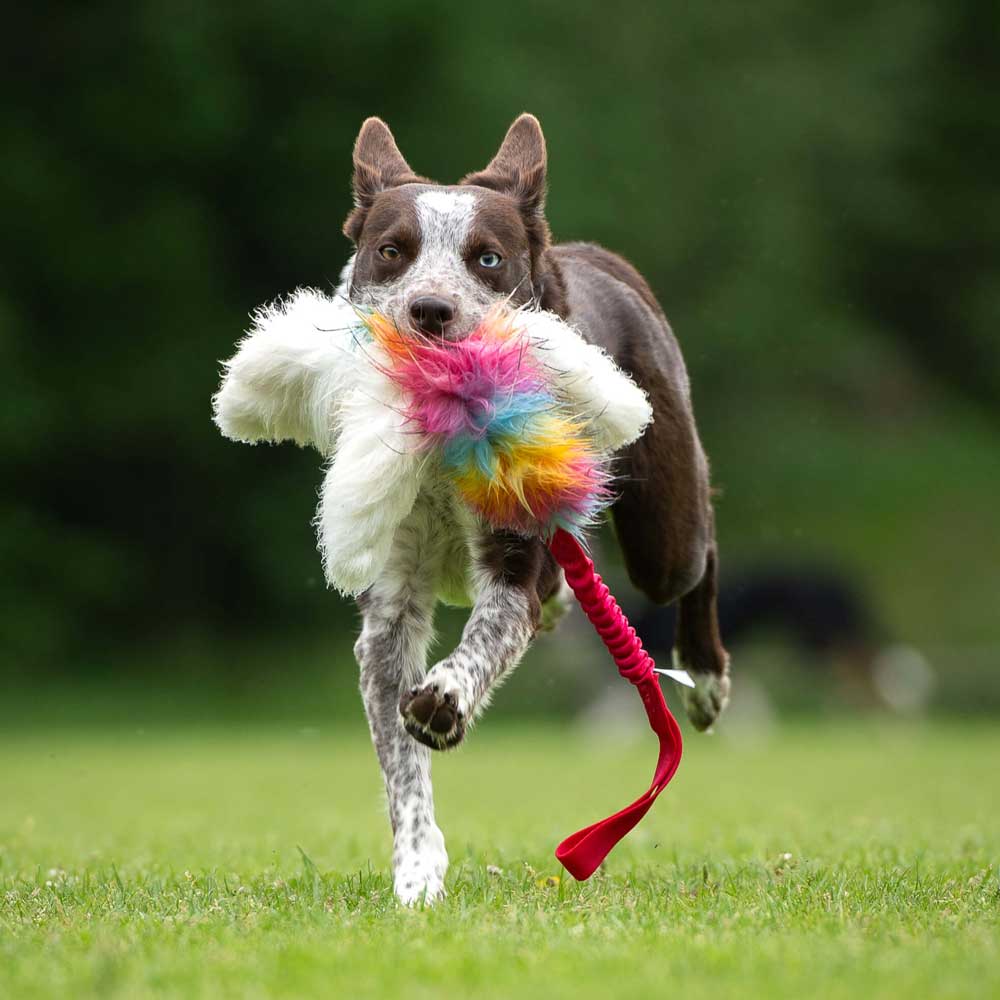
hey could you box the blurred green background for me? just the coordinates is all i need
[3,0,998,723]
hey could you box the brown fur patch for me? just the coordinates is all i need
[343,118,433,242]
[478,530,561,632]
[551,241,713,606]
[554,241,663,317]
[675,539,729,678]
[460,114,554,301]
[349,186,424,291]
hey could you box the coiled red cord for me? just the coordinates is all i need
[548,528,684,880]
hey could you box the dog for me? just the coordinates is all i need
[338,114,730,902]
[249,114,730,903]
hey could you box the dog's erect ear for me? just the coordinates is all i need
[351,118,416,203]
[461,113,548,221]
[344,118,425,241]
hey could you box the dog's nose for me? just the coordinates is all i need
[409,296,456,336]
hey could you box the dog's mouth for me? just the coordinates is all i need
[404,321,478,344]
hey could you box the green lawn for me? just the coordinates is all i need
[1,719,997,998]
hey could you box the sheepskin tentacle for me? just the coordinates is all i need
[212,288,363,455]
[316,368,427,596]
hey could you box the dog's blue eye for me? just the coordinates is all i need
[479,251,502,269]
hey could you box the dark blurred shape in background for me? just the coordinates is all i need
[634,562,937,715]
[3,2,998,719]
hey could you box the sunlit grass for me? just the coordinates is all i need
[1,720,997,998]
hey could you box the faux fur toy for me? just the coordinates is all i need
[214,289,688,881]
[213,288,652,594]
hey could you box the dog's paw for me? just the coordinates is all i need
[679,667,731,732]
[399,669,467,751]
[394,867,446,906]
[393,843,448,906]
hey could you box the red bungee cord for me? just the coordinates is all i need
[547,528,684,881]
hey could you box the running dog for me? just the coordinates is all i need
[223,114,729,903]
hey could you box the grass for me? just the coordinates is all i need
[1,717,997,999]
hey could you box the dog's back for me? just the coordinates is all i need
[545,240,727,725]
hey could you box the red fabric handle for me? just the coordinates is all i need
[547,529,684,881]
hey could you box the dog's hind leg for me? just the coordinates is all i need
[399,530,560,750]
[611,407,730,730]
[673,531,731,730]
[355,501,448,904]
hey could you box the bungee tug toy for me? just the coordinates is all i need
[215,289,693,881]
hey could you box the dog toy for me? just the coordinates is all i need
[214,289,690,880]
[361,309,613,540]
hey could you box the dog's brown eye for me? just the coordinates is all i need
[379,245,401,261]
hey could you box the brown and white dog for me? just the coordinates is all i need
[340,114,729,902]
[219,113,730,903]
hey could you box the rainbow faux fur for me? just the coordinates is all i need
[363,309,611,540]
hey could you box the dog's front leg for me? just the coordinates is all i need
[400,530,558,750]
[354,505,448,904]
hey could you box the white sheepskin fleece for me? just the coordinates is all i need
[515,308,653,452]
[315,373,429,597]
[212,287,362,455]
[213,291,652,596]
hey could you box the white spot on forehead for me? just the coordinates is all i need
[415,190,477,254]
[416,189,476,216]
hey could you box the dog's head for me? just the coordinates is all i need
[342,114,561,339]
